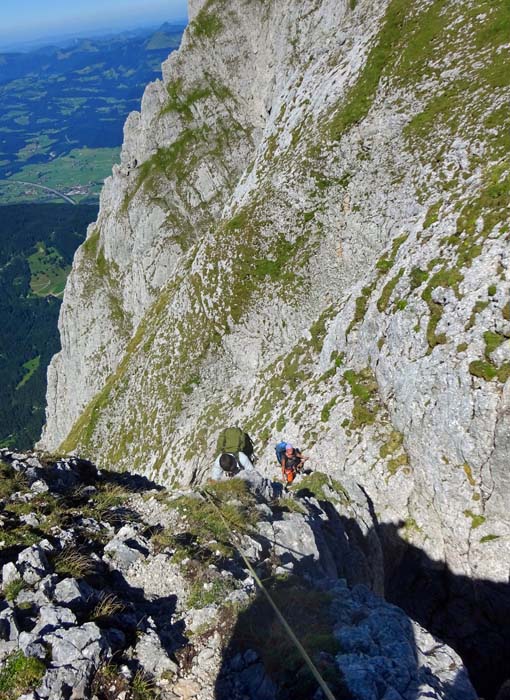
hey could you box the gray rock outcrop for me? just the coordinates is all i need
[0,453,477,699]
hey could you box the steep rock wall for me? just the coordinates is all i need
[41,0,510,691]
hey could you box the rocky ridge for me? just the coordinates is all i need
[38,0,510,696]
[0,450,475,700]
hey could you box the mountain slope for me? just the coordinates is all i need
[40,1,510,694]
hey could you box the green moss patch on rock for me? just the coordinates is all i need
[346,282,376,336]
[343,367,381,429]
[410,267,428,290]
[292,471,350,506]
[190,1,223,39]
[420,268,463,351]
[468,330,510,383]
[347,235,408,335]
[465,299,489,331]
[464,509,486,530]
[328,0,419,139]
[379,430,403,459]
[377,268,404,312]
[161,76,233,120]
[483,330,506,358]
[0,652,46,700]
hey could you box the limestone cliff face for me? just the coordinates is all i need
[42,0,509,637]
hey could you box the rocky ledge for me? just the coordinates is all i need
[0,450,475,700]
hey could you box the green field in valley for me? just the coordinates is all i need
[0,23,184,204]
[0,147,120,205]
[28,242,71,297]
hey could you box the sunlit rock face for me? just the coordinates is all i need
[40,1,510,695]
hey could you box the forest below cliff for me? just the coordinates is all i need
[0,204,97,447]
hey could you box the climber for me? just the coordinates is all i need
[211,451,255,480]
[280,443,309,487]
[216,426,255,463]
[210,426,256,480]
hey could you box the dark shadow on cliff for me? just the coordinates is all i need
[213,495,419,700]
[212,486,509,700]
[378,519,510,700]
[98,467,164,493]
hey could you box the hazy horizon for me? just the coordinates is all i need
[0,0,188,52]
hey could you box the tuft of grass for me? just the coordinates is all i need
[91,663,130,700]
[465,299,489,331]
[480,534,500,544]
[131,670,156,700]
[463,463,476,487]
[346,283,376,336]
[421,268,463,351]
[91,484,130,519]
[91,593,125,621]
[53,546,95,579]
[321,397,337,423]
[343,368,381,428]
[271,498,306,515]
[187,576,236,609]
[328,0,415,138]
[347,236,408,334]
[150,528,177,554]
[387,453,409,477]
[161,78,212,120]
[469,358,510,383]
[2,578,26,602]
[483,330,505,358]
[0,652,46,700]
[191,5,223,39]
[410,267,428,290]
[469,361,498,381]
[172,480,259,560]
[423,202,441,228]
[379,431,403,459]
[0,462,29,499]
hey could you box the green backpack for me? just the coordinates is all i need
[216,427,254,458]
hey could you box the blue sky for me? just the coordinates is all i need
[0,0,188,46]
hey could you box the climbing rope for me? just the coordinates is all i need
[200,488,338,700]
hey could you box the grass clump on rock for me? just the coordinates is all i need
[187,576,237,609]
[292,471,349,506]
[0,652,45,700]
[2,578,26,602]
[343,367,381,429]
[0,461,28,499]
[53,546,95,579]
[171,479,259,559]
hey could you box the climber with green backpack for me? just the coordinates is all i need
[211,427,256,480]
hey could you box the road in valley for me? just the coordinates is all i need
[0,180,76,205]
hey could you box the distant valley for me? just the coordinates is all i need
[0,23,185,204]
[0,22,184,447]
